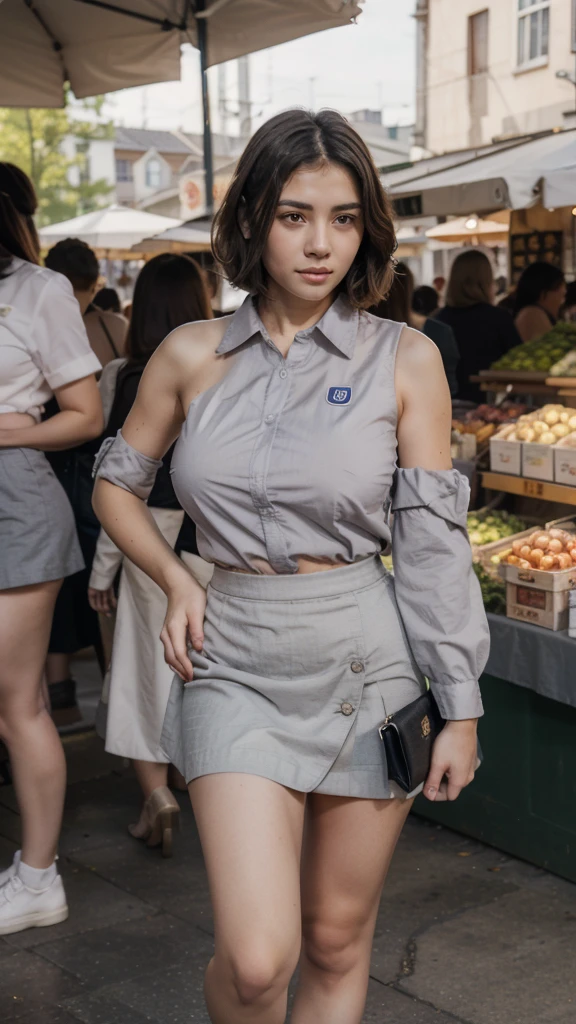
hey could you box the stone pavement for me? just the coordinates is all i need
[1,729,576,1023]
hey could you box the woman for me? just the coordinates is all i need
[0,164,102,934]
[93,110,489,1024]
[436,249,522,402]
[514,262,566,342]
[88,254,214,856]
[371,261,460,396]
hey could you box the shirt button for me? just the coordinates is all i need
[279,368,288,379]
[341,702,354,716]
[350,661,364,673]
[265,414,275,424]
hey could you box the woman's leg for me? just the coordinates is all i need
[292,793,413,1024]
[0,581,65,868]
[190,773,306,1024]
[133,759,169,799]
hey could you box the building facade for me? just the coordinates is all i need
[416,0,576,154]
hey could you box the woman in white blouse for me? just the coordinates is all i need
[0,164,103,936]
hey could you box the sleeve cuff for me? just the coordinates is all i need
[44,352,102,390]
[429,678,484,720]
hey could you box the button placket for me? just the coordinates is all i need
[249,351,295,571]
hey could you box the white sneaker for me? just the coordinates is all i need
[0,873,68,935]
[0,850,21,887]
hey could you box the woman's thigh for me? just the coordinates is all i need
[189,773,305,962]
[300,794,413,959]
[0,580,62,703]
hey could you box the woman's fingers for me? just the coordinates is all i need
[423,757,448,802]
[187,609,204,652]
[160,625,187,681]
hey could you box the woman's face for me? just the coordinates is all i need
[261,162,364,304]
[542,281,567,317]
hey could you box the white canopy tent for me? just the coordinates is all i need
[132,216,212,254]
[39,204,182,256]
[391,129,576,217]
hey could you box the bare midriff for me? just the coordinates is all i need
[214,556,347,576]
[0,411,36,429]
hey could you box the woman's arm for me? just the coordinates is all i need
[395,328,489,803]
[515,306,550,344]
[0,375,103,450]
[92,330,206,681]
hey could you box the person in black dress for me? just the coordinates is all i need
[435,250,521,402]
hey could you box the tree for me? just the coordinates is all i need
[0,95,114,225]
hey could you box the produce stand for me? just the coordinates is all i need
[471,371,559,400]
[414,616,576,884]
[482,471,576,505]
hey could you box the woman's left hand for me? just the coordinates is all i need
[424,719,478,802]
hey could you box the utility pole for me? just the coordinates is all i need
[238,55,251,141]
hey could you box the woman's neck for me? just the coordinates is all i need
[257,286,336,352]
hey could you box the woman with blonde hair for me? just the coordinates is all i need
[436,249,521,401]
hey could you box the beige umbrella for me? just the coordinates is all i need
[131,217,213,255]
[0,0,363,212]
[425,213,510,245]
[0,1,363,102]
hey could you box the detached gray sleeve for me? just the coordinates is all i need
[391,467,489,721]
[93,430,163,501]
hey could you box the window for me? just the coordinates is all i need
[517,0,549,68]
[145,157,162,189]
[469,10,489,76]
[115,159,133,182]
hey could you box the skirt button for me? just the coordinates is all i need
[350,660,364,673]
[341,702,354,716]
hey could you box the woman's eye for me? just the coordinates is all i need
[282,213,304,223]
[335,215,354,225]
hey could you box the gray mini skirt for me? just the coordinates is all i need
[0,447,84,591]
[161,554,427,801]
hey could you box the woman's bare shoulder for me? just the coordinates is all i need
[396,324,444,374]
[155,316,232,371]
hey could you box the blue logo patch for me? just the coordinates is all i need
[326,386,352,406]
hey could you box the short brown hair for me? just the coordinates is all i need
[212,109,397,310]
[445,249,493,308]
[45,237,100,291]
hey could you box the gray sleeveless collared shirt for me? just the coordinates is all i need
[94,293,490,720]
[170,293,400,575]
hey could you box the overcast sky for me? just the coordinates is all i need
[102,0,416,135]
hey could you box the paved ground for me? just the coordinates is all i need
[1,663,576,1023]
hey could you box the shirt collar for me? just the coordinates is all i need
[215,292,359,360]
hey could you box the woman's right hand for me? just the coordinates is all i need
[160,575,207,682]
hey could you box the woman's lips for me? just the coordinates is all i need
[297,270,333,285]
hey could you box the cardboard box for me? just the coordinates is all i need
[554,446,576,486]
[522,442,555,482]
[506,582,569,631]
[498,559,576,592]
[489,438,522,476]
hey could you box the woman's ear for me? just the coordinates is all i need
[238,197,251,239]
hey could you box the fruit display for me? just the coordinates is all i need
[472,562,506,615]
[492,404,576,444]
[549,349,576,377]
[467,510,527,547]
[491,322,576,373]
[503,528,576,572]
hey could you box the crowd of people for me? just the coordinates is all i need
[0,112,571,1019]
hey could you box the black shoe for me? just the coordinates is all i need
[48,679,82,726]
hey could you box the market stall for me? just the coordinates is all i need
[412,393,576,881]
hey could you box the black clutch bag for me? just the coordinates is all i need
[379,690,445,793]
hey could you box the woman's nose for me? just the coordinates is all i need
[304,225,330,259]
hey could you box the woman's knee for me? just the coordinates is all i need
[302,914,368,978]
[223,942,299,1007]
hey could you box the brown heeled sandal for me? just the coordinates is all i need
[128,786,181,858]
